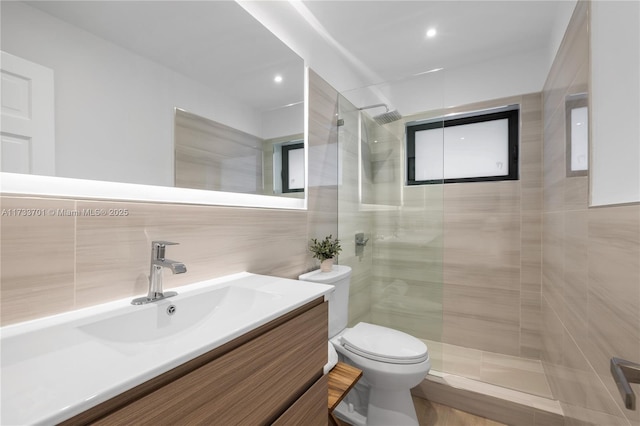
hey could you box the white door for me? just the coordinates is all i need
[1,51,55,175]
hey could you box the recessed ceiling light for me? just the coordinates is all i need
[426,28,437,38]
[274,75,283,83]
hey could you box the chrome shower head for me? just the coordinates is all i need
[373,109,402,125]
[358,103,403,125]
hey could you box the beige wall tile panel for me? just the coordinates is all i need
[443,283,520,356]
[444,212,521,292]
[521,187,543,215]
[543,110,567,212]
[520,329,542,360]
[520,142,543,186]
[521,212,542,293]
[74,200,308,307]
[552,336,591,412]
[542,212,565,315]
[540,296,564,367]
[404,185,445,211]
[520,260,542,295]
[564,176,588,211]
[541,15,639,426]
[587,205,640,423]
[373,239,443,266]
[1,197,77,325]
[520,290,542,359]
[559,325,624,421]
[521,187,542,215]
[371,308,442,341]
[348,279,372,327]
[541,10,590,423]
[444,181,520,215]
[520,93,543,139]
[562,210,588,347]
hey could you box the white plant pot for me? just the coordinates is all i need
[320,258,334,272]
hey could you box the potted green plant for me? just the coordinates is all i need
[309,234,342,272]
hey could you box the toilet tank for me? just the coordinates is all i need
[299,265,352,338]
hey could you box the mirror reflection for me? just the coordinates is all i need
[0,1,305,197]
[175,109,304,198]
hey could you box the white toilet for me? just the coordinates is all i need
[299,265,430,426]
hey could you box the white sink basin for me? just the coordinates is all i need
[1,272,333,425]
[79,286,280,344]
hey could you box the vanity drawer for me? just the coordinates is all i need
[273,374,328,426]
[86,300,327,425]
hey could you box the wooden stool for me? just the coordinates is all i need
[327,362,363,426]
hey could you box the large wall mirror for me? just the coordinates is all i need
[0,1,306,209]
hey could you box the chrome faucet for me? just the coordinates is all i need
[132,241,187,305]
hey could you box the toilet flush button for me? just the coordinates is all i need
[348,403,354,413]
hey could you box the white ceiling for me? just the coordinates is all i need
[302,0,571,84]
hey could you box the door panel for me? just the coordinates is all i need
[1,51,55,175]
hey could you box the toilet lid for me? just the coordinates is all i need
[340,323,429,364]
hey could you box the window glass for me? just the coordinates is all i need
[407,108,518,185]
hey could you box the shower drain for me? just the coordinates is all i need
[166,305,177,316]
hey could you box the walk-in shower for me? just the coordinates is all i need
[337,69,554,404]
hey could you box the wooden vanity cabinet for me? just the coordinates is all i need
[62,298,328,426]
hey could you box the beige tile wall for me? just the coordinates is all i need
[541,2,640,425]
[443,94,543,359]
[0,70,339,326]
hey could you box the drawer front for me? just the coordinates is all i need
[93,302,328,425]
[272,374,328,426]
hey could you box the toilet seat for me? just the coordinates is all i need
[340,322,429,364]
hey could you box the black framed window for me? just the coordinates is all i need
[282,142,304,193]
[407,109,519,185]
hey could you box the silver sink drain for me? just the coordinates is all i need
[166,305,177,316]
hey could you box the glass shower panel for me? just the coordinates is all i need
[337,94,374,327]
[337,69,445,372]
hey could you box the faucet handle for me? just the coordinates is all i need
[152,241,179,247]
[151,241,179,260]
